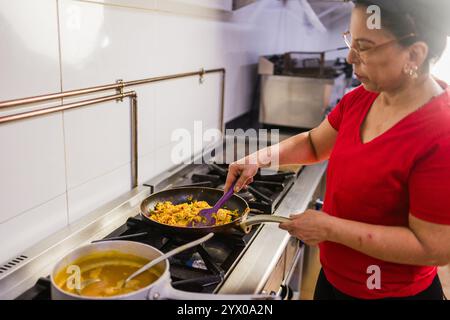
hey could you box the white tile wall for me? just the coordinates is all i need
[0,0,67,268]
[151,11,259,122]
[58,0,158,89]
[137,86,157,159]
[137,75,222,183]
[153,75,222,148]
[67,163,131,224]
[138,151,157,184]
[0,0,67,265]
[58,0,154,221]
[0,114,67,223]
[63,101,131,189]
[0,195,68,264]
[155,143,179,174]
[137,144,179,185]
[0,0,341,266]
[152,13,222,75]
[0,114,68,263]
[0,0,61,102]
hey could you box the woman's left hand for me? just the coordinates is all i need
[279,210,333,246]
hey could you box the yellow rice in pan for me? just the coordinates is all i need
[149,201,239,227]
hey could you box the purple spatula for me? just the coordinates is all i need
[191,181,237,227]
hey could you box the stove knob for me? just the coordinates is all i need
[280,285,294,300]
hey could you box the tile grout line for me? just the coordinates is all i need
[0,161,132,227]
[68,160,132,191]
[0,192,68,226]
[55,0,71,226]
[73,0,232,21]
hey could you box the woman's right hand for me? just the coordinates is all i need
[224,159,260,193]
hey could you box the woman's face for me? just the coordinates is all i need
[347,6,411,92]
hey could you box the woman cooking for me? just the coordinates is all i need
[224,0,450,300]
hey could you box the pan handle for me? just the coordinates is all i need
[149,283,280,300]
[240,215,290,233]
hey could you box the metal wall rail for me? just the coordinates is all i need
[0,68,226,188]
[0,68,225,110]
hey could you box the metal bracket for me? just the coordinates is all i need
[116,79,125,102]
[199,68,205,84]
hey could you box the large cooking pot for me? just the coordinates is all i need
[140,187,289,237]
[50,240,279,300]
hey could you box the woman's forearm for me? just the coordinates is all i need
[244,119,338,168]
[326,216,441,266]
[247,132,319,168]
[278,132,320,165]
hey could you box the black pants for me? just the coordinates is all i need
[314,269,446,300]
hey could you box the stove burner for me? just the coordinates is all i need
[236,190,257,202]
[169,162,300,215]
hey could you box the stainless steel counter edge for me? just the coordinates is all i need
[0,186,151,300]
[218,162,328,294]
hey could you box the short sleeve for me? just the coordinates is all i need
[409,134,450,225]
[327,92,349,131]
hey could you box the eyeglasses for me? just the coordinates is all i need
[343,31,416,64]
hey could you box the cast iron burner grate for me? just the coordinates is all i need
[165,162,300,214]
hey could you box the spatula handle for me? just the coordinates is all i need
[212,181,237,211]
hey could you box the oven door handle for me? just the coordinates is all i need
[284,245,304,286]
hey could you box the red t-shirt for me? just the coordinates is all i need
[320,82,450,299]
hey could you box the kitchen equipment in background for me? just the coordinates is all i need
[284,52,328,78]
[259,75,335,129]
[283,51,350,79]
[258,49,351,129]
[259,49,351,79]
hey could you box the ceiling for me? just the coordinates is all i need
[307,0,352,26]
[232,0,352,28]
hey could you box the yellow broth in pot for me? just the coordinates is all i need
[54,251,162,298]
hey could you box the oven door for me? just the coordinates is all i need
[261,237,304,300]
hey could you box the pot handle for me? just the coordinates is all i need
[240,215,290,233]
[148,283,280,300]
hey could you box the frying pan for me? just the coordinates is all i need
[140,187,289,237]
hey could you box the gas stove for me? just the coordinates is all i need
[14,160,302,300]
[3,137,326,300]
